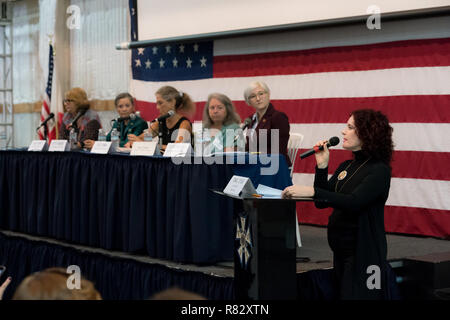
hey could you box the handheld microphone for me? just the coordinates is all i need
[70,109,87,128]
[151,110,175,123]
[36,113,55,131]
[300,136,340,159]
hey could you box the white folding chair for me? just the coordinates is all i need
[287,133,304,248]
[287,133,304,178]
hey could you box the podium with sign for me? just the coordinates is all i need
[213,176,313,300]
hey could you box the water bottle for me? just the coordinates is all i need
[143,129,153,142]
[69,128,77,150]
[110,128,120,151]
[98,128,106,141]
[0,130,6,150]
[202,128,211,155]
[194,130,203,156]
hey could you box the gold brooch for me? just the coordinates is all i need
[338,170,348,180]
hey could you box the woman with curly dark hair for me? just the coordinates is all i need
[282,109,397,300]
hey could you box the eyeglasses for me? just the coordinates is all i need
[63,99,74,104]
[248,91,266,100]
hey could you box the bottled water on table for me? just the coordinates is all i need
[69,128,77,150]
[143,129,153,142]
[202,128,211,155]
[110,128,120,151]
[98,128,107,141]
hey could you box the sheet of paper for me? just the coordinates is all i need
[256,184,283,198]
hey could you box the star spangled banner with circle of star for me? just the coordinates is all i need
[129,0,213,82]
[131,42,213,82]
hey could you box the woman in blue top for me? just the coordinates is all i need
[106,92,148,148]
[202,93,242,154]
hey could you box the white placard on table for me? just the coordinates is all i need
[223,175,257,198]
[163,143,192,157]
[130,141,159,156]
[90,141,112,154]
[28,140,48,152]
[48,140,70,152]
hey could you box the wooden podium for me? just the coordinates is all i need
[212,190,313,300]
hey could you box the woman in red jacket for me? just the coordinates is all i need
[243,81,291,167]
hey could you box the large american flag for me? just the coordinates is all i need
[129,2,450,239]
[38,43,56,142]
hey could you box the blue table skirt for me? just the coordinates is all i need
[0,151,291,263]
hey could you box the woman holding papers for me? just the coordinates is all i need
[104,92,148,148]
[282,109,395,300]
[201,93,243,154]
[243,81,291,166]
[59,87,101,149]
[128,86,195,153]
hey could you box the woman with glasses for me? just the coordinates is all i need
[243,81,291,166]
[59,87,101,149]
[201,93,242,154]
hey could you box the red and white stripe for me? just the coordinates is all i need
[131,36,450,239]
[38,92,56,141]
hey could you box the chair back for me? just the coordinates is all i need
[287,133,304,177]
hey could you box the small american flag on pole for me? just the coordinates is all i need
[38,43,56,142]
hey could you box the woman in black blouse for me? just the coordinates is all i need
[129,86,195,153]
[282,109,395,300]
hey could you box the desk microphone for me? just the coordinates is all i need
[70,110,87,128]
[151,110,175,123]
[36,113,54,131]
[233,118,253,142]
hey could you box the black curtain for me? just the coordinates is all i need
[0,232,234,300]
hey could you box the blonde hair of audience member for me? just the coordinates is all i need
[12,267,102,300]
[150,286,206,300]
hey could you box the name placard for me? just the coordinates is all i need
[48,140,70,152]
[90,141,112,154]
[223,175,257,198]
[130,141,159,156]
[28,140,48,152]
[163,143,192,157]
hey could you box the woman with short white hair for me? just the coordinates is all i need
[244,81,291,166]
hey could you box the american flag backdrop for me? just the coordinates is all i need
[129,2,450,239]
[38,43,56,142]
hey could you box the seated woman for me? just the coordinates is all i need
[104,92,148,148]
[59,87,101,150]
[202,93,242,154]
[243,81,291,166]
[129,86,195,153]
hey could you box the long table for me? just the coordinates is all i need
[0,151,291,263]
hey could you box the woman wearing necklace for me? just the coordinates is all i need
[103,92,148,148]
[282,109,395,300]
[202,93,242,154]
[128,86,195,153]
